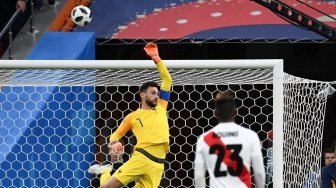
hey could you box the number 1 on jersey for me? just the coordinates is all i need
[136,118,144,127]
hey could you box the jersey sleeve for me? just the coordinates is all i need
[160,89,171,101]
[109,113,133,142]
[251,133,266,188]
[156,61,172,101]
[158,98,169,109]
[194,136,206,188]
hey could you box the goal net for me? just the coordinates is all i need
[0,60,330,188]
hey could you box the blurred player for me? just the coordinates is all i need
[304,148,336,188]
[321,141,336,188]
[88,42,172,188]
[194,90,265,188]
[323,148,336,166]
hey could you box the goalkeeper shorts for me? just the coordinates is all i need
[112,149,165,187]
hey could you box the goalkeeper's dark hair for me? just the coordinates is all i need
[215,90,237,122]
[140,81,160,93]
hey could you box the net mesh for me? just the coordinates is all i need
[0,68,273,86]
[283,73,330,188]
[0,66,330,187]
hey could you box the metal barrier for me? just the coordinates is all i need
[0,0,35,60]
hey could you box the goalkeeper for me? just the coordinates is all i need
[89,42,172,188]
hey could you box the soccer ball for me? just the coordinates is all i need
[71,5,92,27]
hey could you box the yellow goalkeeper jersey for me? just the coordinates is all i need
[110,61,171,155]
[111,99,169,151]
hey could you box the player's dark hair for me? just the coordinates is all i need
[323,148,335,156]
[215,90,237,122]
[140,81,159,93]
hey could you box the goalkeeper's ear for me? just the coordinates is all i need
[139,90,146,99]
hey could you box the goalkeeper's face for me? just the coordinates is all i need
[143,86,159,108]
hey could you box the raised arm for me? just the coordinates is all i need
[144,42,172,98]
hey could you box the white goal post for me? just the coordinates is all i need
[0,60,330,188]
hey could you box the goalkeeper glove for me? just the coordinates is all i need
[144,42,162,63]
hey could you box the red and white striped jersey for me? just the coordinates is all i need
[194,122,265,188]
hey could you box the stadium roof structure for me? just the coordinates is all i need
[76,0,336,44]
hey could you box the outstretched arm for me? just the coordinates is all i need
[108,114,132,162]
[109,115,131,142]
[144,42,172,100]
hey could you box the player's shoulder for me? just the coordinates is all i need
[195,128,215,149]
[322,162,336,173]
[197,128,215,141]
[321,165,330,174]
[234,124,260,139]
[126,110,136,116]
[124,111,136,120]
[156,98,169,109]
[236,123,257,133]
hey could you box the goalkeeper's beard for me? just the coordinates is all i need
[145,98,157,108]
